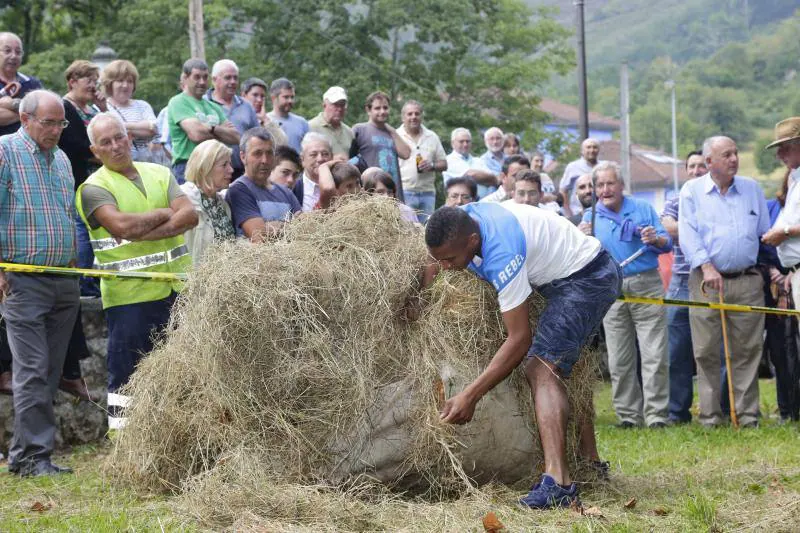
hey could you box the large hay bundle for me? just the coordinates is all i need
[108,195,597,521]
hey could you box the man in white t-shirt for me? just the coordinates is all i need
[424,202,622,509]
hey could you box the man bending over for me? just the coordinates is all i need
[424,203,622,508]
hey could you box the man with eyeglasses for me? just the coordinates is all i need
[0,90,78,477]
[444,176,477,207]
[0,32,43,137]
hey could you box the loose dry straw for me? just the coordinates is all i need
[106,195,599,528]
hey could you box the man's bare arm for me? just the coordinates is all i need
[213,120,240,145]
[464,169,498,187]
[387,125,411,159]
[93,204,173,241]
[440,301,531,424]
[136,196,199,241]
[661,215,679,241]
[0,97,20,126]
[179,118,214,144]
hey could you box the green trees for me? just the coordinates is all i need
[6,0,575,143]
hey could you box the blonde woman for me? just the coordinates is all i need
[181,140,235,265]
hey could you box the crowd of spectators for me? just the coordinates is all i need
[0,29,797,477]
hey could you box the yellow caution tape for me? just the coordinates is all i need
[0,262,796,317]
[0,262,186,282]
[619,294,800,317]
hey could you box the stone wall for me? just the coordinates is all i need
[0,298,108,453]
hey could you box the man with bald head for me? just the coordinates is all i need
[569,173,595,225]
[0,90,77,476]
[561,138,600,217]
[679,135,770,428]
[0,32,43,137]
[77,112,196,428]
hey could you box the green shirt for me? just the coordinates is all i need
[167,92,226,163]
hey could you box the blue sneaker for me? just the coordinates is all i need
[519,474,580,509]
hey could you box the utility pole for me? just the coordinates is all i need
[666,79,679,193]
[620,62,631,193]
[575,0,589,142]
[188,0,206,61]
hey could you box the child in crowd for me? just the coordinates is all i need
[444,177,477,207]
[317,161,361,209]
[510,169,542,208]
[362,167,419,223]
[268,145,302,189]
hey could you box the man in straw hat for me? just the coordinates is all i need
[679,136,769,429]
[760,117,800,423]
[761,117,800,288]
[424,202,622,509]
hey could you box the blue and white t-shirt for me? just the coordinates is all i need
[227,175,301,236]
[463,202,601,312]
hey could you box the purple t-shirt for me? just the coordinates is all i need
[349,122,404,201]
[226,175,301,236]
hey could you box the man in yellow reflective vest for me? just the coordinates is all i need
[76,113,197,428]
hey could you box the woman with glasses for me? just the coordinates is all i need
[180,139,236,266]
[58,60,104,300]
[60,60,105,188]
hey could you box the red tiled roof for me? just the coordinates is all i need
[538,98,621,131]
[598,139,689,188]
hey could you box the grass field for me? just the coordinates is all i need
[1,380,798,531]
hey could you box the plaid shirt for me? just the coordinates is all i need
[0,128,76,266]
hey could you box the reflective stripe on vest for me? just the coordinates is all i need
[76,162,191,309]
[94,244,189,271]
[89,237,132,252]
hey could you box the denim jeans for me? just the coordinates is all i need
[74,212,100,297]
[105,293,176,392]
[667,274,694,422]
[404,190,436,224]
[171,161,187,185]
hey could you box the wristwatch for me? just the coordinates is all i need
[784,225,791,237]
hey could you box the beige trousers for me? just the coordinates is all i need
[688,268,763,426]
[602,269,669,426]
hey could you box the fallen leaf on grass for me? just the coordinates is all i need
[482,511,505,532]
[30,501,51,512]
[769,477,785,494]
[624,497,637,509]
[583,506,605,518]
[652,507,669,516]
[570,499,584,515]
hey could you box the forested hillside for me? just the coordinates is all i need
[528,0,800,172]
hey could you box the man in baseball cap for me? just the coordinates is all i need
[308,86,353,159]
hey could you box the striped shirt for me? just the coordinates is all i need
[0,129,76,266]
[107,99,157,160]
